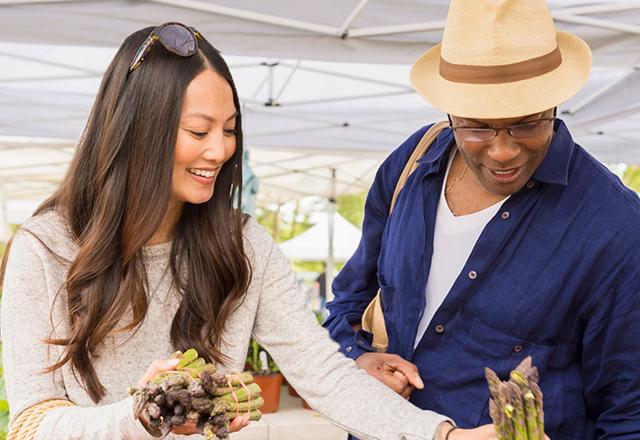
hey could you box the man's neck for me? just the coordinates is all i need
[444,150,506,216]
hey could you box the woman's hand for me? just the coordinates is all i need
[137,358,180,387]
[136,358,251,436]
[170,415,251,435]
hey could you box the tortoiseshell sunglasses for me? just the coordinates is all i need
[129,22,202,73]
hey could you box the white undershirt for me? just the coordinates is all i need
[414,149,508,348]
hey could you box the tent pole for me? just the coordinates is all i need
[338,0,370,37]
[326,168,337,303]
[565,69,636,115]
[148,0,338,36]
[272,202,282,242]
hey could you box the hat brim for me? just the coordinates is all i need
[409,31,592,119]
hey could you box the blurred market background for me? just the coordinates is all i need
[0,1,639,438]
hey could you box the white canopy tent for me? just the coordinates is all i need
[0,0,639,237]
[279,212,362,300]
[279,212,361,262]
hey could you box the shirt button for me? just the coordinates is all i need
[468,270,477,280]
[513,344,524,353]
[346,346,353,353]
[526,181,535,189]
[501,211,510,220]
[435,324,445,334]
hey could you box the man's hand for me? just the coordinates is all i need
[438,423,551,440]
[355,352,424,399]
[443,424,496,440]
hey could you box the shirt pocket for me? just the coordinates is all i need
[460,317,567,373]
[439,318,561,427]
[462,318,581,435]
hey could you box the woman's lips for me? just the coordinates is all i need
[187,169,216,185]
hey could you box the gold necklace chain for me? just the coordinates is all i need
[445,162,469,194]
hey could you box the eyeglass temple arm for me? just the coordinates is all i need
[129,35,157,72]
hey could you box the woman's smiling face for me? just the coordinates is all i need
[172,68,237,206]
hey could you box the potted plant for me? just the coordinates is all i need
[245,339,283,413]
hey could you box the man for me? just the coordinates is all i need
[324,0,640,438]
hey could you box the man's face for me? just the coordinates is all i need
[449,109,555,196]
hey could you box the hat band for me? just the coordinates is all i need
[439,46,562,84]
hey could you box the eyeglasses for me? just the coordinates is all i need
[129,22,202,73]
[449,111,556,143]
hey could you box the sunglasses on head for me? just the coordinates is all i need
[129,22,202,73]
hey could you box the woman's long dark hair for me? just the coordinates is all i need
[1,26,251,403]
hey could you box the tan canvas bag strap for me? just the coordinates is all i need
[362,121,449,352]
[389,120,450,212]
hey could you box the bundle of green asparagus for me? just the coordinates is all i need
[485,356,544,440]
[129,349,263,439]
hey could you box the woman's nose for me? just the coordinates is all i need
[202,132,233,163]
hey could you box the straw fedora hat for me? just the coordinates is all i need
[410,0,592,119]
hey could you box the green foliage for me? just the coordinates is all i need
[0,247,9,437]
[254,207,276,239]
[336,191,367,228]
[255,206,314,244]
[245,339,279,374]
[623,165,640,193]
[0,345,8,437]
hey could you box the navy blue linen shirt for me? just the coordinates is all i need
[324,120,640,439]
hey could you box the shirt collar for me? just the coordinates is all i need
[532,119,574,186]
[415,119,574,186]
[416,126,456,175]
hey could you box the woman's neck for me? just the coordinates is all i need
[147,199,183,245]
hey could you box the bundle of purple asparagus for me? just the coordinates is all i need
[129,349,263,439]
[485,356,544,440]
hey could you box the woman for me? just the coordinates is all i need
[0,23,494,439]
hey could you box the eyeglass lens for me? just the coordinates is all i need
[460,119,552,142]
[158,24,196,56]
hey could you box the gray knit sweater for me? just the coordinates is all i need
[1,210,449,440]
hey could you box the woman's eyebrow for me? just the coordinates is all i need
[184,111,238,122]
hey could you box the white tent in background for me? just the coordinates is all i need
[279,212,361,299]
[279,212,361,261]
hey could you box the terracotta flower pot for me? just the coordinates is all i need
[287,382,300,397]
[253,372,283,413]
[288,383,312,409]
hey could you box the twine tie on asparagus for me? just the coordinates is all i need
[227,373,253,419]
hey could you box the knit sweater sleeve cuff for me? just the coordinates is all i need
[432,420,455,440]
[122,396,164,439]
